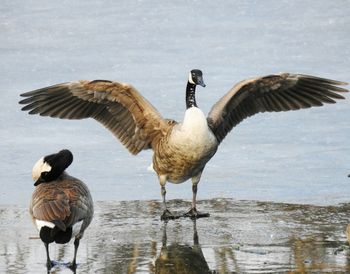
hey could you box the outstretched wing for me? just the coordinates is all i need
[207,73,348,143]
[20,80,170,154]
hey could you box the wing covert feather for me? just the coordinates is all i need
[20,80,169,154]
[207,73,348,143]
[30,176,93,230]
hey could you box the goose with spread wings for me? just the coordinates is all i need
[20,70,348,220]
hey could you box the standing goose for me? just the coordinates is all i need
[29,149,93,270]
[20,70,348,220]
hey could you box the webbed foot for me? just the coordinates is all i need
[161,209,180,221]
[68,261,77,271]
[183,207,210,219]
[46,260,55,270]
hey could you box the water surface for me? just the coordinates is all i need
[1,0,349,206]
[1,199,350,273]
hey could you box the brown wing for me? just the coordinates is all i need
[19,80,170,154]
[30,186,71,231]
[30,175,93,231]
[60,176,94,231]
[207,73,348,143]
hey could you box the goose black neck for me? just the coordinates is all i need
[186,82,197,109]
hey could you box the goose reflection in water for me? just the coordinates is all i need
[155,220,213,274]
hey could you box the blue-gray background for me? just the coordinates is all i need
[1,0,349,206]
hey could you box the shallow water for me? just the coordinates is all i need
[1,0,350,206]
[1,199,350,273]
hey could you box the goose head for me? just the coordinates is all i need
[32,149,73,186]
[188,69,206,87]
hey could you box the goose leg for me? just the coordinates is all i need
[160,185,176,221]
[159,175,176,221]
[68,238,80,270]
[44,243,53,270]
[184,173,210,219]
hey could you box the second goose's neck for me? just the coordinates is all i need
[186,82,197,109]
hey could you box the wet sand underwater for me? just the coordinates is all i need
[1,198,350,273]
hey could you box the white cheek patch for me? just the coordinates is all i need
[188,72,195,84]
[32,157,52,182]
[35,219,55,231]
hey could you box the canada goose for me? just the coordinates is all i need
[29,149,93,270]
[20,70,348,220]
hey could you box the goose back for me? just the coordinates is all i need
[30,172,93,242]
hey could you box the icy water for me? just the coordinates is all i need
[1,199,350,273]
[1,0,350,273]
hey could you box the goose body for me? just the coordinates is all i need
[20,70,348,220]
[29,149,93,269]
[155,107,217,184]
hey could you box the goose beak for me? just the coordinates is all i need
[34,177,44,186]
[197,78,206,87]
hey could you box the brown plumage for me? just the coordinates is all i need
[21,80,168,155]
[29,149,93,270]
[207,73,348,143]
[20,70,348,220]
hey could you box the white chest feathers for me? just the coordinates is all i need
[171,107,217,149]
